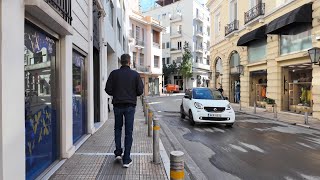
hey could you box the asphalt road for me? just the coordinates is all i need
[148,95,320,180]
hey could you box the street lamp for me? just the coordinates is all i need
[236,65,244,75]
[308,47,320,65]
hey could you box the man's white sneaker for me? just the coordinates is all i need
[115,156,122,160]
[123,160,133,168]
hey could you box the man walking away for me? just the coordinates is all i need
[105,54,144,168]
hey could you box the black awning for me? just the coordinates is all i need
[266,3,312,34]
[237,25,267,46]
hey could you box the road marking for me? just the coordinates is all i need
[204,128,214,133]
[194,128,205,132]
[239,142,265,153]
[229,144,248,153]
[296,142,315,149]
[213,128,225,133]
[75,153,153,156]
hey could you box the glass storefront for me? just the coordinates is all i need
[72,51,87,143]
[229,52,240,103]
[24,22,58,180]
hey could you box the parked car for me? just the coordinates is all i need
[165,84,180,93]
[180,88,235,127]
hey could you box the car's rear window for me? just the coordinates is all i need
[192,89,224,100]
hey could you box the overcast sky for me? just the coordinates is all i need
[141,0,208,12]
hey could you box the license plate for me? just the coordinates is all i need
[208,113,221,117]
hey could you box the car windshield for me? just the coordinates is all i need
[192,89,224,100]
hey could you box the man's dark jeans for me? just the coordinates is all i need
[113,106,135,163]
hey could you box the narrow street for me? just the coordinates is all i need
[148,95,320,180]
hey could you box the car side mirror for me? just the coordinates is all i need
[224,97,229,100]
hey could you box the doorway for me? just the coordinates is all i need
[93,48,100,123]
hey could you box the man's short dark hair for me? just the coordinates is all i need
[121,54,131,66]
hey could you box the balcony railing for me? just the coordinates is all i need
[153,42,160,48]
[195,14,204,22]
[244,3,265,24]
[195,30,204,37]
[170,14,182,22]
[136,65,149,72]
[225,20,239,36]
[44,0,72,24]
[135,39,145,47]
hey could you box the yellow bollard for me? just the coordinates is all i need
[148,110,153,137]
[170,151,184,180]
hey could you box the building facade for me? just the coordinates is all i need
[0,0,132,179]
[207,0,320,119]
[144,0,211,91]
[129,11,164,96]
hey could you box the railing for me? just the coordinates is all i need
[225,20,239,36]
[196,46,204,52]
[136,65,149,72]
[153,42,160,48]
[170,48,182,52]
[135,39,145,47]
[44,0,72,24]
[195,14,204,21]
[244,3,265,24]
[196,30,204,36]
[171,30,182,36]
[170,14,182,21]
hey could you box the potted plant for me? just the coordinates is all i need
[264,98,275,112]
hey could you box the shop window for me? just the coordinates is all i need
[280,25,312,55]
[248,39,266,63]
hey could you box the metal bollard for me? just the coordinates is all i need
[170,151,184,180]
[145,104,149,124]
[153,117,160,164]
[148,110,153,137]
[239,100,242,111]
[304,109,309,125]
[274,104,277,119]
[253,102,256,114]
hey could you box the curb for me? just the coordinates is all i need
[236,110,320,131]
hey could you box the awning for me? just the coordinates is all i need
[266,3,312,34]
[237,25,267,46]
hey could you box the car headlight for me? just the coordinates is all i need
[194,102,204,109]
[226,104,232,110]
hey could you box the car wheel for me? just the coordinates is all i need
[189,111,195,126]
[226,123,233,128]
[180,105,185,119]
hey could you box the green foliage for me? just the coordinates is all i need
[179,42,193,79]
[264,97,275,105]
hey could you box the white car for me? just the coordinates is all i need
[180,88,235,127]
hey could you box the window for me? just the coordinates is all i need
[133,52,137,67]
[167,57,170,64]
[229,0,238,22]
[108,1,114,26]
[196,8,199,17]
[193,89,224,100]
[162,43,165,49]
[248,40,267,62]
[280,25,312,55]
[136,26,140,40]
[162,13,166,19]
[142,28,145,41]
[140,53,144,66]
[230,52,240,68]
[162,58,166,65]
[117,20,121,42]
[177,57,182,63]
[166,42,170,49]
[207,57,210,65]
[178,41,182,50]
[154,56,159,68]
[196,56,199,63]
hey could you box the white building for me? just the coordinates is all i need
[129,11,164,96]
[0,0,131,179]
[144,0,211,90]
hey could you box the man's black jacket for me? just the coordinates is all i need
[105,66,144,106]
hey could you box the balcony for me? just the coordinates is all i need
[170,30,182,39]
[44,0,72,24]
[135,65,149,73]
[195,46,204,53]
[195,30,204,38]
[245,3,265,24]
[153,42,160,48]
[170,48,183,54]
[193,63,210,71]
[170,14,182,22]
[225,20,239,36]
[135,39,145,48]
[195,14,204,22]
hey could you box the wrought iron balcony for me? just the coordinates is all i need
[244,3,265,24]
[135,39,145,47]
[44,0,72,24]
[225,20,239,36]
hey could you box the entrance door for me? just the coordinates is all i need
[93,48,100,122]
[72,51,87,143]
[24,22,59,180]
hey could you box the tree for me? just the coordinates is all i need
[179,42,193,90]
[163,61,178,84]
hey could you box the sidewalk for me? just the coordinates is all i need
[50,100,168,180]
[231,103,320,131]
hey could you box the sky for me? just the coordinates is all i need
[140,0,208,12]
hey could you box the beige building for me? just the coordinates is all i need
[129,11,164,96]
[207,0,320,119]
